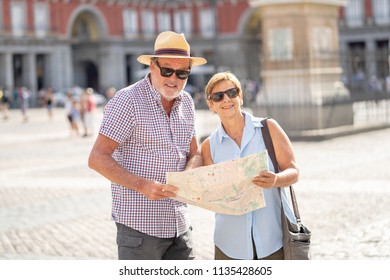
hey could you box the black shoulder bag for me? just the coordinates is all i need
[261,118,311,260]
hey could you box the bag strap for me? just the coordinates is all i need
[260,118,302,224]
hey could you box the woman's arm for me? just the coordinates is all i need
[252,119,299,188]
[200,137,213,166]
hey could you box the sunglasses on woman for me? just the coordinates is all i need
[154,60,191,80]
[207,88,239,102]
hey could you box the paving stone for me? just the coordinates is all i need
[1,107,389,260]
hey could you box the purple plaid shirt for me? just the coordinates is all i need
[99,76,196,238]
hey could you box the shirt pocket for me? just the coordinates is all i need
[173,119,194,155]
[135,119,170,150]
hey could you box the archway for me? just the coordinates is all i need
[68,6,107,92]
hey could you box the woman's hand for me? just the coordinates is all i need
[252,171,277,188]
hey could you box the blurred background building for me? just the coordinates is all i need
[0,0,261,105]
[0,0,389,132]
[339,0,390,101]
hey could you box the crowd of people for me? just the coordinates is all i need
[63,87,97,137]
[1,85,98,137]
[0,86,31,122]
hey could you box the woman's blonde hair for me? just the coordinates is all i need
[204,71,243,101]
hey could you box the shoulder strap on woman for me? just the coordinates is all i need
[260,117,301,222]
[260,118,278,172]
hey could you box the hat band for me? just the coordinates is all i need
[154,48,189,57]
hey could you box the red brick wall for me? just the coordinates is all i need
[2,0,251,37]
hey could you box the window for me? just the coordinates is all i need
[174,11,191,37]
[200,8,215,38]
[348,42,366,84]
[373,0,390,25]
[11,1,26,37]
[34,2,49,38]
[142,10,155,36]
[123,9,138,38]
[345,0,364,27]
[268,28,292,61]
[158,12,171,33]
[312,27,333,59]
[376,40,390,79]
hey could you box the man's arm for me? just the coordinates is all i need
[88,134,177,200]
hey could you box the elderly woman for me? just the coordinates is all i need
[200,71,299,260]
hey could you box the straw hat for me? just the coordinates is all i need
[137,31,207,66]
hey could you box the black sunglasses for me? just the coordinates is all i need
[208,88,239,102]
[154,60,191,80]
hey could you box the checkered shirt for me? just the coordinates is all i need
[99,76,196,238]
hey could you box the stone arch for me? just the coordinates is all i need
[66,4,108,40]
[65,5,109,92]
[237,7,262,36]
[234,7,263,81]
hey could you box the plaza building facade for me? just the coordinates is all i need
[0,0,389,105]
[339,0,390,98]
[0,0,261,103]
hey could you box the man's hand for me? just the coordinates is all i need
[138,181,179,200]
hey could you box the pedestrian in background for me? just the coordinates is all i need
[80,88,96,137]
[69,99,81,137]
[18,87,30,122]
[45,88,54,121]
[0,86,10,120]
[88,31,206,260]
[65,92,80,137]
[201,71,299,260]
[64,92,73,131]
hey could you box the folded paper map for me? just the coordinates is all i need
[167,151,268,215]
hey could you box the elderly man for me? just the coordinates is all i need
[88,31,207,260]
